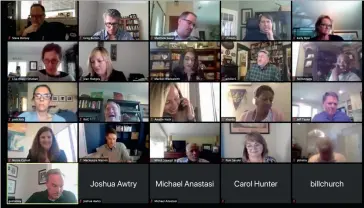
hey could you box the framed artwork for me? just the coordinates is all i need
[241,8,253,25]
[59,96,66,102]
[332,31,358,40]
[7,164,18,178]
[110,44,117,61]
[230,123,270,134]
[140,104,149,118]
[240,26,247,40]
[38,169,47,185]
[202,144,212,151]
[52,96,58,102]
[66,96,73,102]
[29,61,37,71]
[8,179,16,194]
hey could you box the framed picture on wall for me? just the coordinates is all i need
[38,169,47,185]
[59,96,66,102]
[230,123,269,134]
[110,44,117,61]
[52,96,58,102]
[29,61,37,71]
[67,96,73,102]
[241,8,253,25]
[8,179,16,194]
[240,26,247,40]
[7,164,18,178]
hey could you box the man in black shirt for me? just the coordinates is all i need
[22,4,66,41]
[26,169,77,203]
[243,14,279,41]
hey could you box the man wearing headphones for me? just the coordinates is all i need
[238,85,284,122]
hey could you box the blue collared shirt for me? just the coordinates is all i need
[312,111,352,122]
[93,28,134,40]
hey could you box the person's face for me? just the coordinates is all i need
[259,16,272,33]
[323,96,338,115]
[186,144,199,162]
[46,174,64,200]
[255,91,274,111]
[105,103,119,121]
[164,86,181,115]
[178,14,196,37]
[30,6,45,25]
[257,52,269,67]
[90,51,107,76]
[39,131,52,150]
[318,18,332,35]
[43,51,60,74]
[337,55,350,72]
[34,87,51,112]
[106,133,117,148]
[183,52,195,72]
[104,15,119,35]
[246,140,264,158]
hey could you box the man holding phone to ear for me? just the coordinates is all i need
[328,53,361,81]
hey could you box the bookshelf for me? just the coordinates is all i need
[120,14,140,40]
[78,97,103,121]
[150,44,220,80]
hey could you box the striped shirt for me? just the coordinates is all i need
[245,64,281,81]
[93,28,133,40]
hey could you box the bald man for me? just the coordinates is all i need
[328,53,361,81]
[176,143,209,163]
[308,137,346,163]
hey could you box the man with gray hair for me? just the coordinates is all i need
[93,9,133,40]
[26,169,77,203]
[163,11,199,40]
[176,143,209,163]
[245,49,281,81]
[312,92,352,122]
[308,136,346,162]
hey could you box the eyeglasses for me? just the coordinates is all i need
[43,59,59,65]
[105,22,119,27]
[320,24,332,28]
[246,144,262,150]
[34,93,52,100]
[181,19,196,28]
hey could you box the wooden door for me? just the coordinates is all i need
[169,16,179,33]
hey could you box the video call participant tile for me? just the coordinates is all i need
[293,164,362,203]
[150,164,220,203]
[221,164,291,203]
[79,164,148,203]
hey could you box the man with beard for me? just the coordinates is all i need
[176,143,209,163]
[94,128,132,163]
[245,49,281,81]
[308,137,346,162]
[163,11,199,40]
[26,169,77,203]
[312,92,352,122]
[328,53,361,81]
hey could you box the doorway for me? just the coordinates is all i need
[237,43,250,80]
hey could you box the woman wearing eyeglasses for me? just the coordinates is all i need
[18,85,66,122]
[242,132,276,163]
[26,43,75,81]
[171,48,205,81]
[310,15,344,41]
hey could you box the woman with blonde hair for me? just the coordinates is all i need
[27,126,67,162]
[242,132,276,163]
[150,83,195,121]
[310,15,343,41]
[82,46,127,81]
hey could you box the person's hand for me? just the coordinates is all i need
[22,24,39,36]
[265,30,274,40]
[180,98,194,120]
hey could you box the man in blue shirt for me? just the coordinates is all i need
[312,92,352,122]
[93,9,133,40]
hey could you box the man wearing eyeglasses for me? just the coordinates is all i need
[93,9,134,40]
[21,4,65,40]
[26,43,75,81]
[163,11,199,40]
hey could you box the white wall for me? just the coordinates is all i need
[27,83,78,113]
[78,123,88,158]
[292,123,308,156]
[95,2,149,40]
[222,123,291,162]
[79,42,148,79]
[7,164,49,201]
[78,1,98,36]
[221,83,292,121]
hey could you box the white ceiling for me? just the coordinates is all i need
[160,123,220,137]
[150,123,166,138]
[292,83,362,105]
[79,83,149,97]
[292,1,362,30]
[8,42,77,55]
[194,1,220,25]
